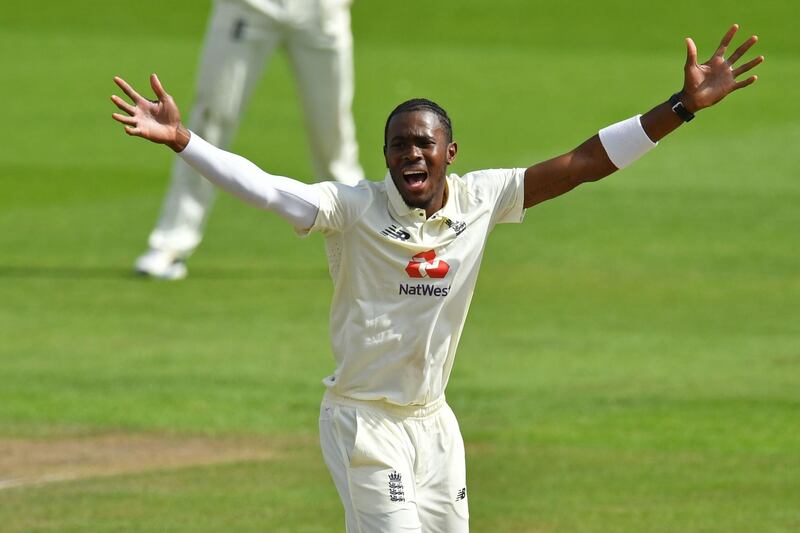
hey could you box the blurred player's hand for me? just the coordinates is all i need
[681,24,764,112]
[111,74,189,152]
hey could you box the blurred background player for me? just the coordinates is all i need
[135,0,364,279]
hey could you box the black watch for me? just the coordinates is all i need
[669,92,695,122]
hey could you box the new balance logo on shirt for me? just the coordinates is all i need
[380,224,411,241]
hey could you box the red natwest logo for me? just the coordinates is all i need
[405,250,450,279]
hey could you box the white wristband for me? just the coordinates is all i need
[598,115,657,169]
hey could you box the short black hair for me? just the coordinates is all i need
[384,98,453,144]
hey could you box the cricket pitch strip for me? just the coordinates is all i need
[0,433,281,490]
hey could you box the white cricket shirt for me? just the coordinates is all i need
[308,169,526,406]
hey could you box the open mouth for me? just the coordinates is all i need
[403,169,428,191]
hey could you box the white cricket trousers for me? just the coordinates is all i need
[148,0,363,256]
[319,391,470,532]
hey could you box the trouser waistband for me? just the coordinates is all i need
[323,389,446,419]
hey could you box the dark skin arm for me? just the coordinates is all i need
[523,24,764,209]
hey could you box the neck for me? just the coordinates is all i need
[425,181,448,218]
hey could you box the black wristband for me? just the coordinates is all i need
[669,92,695,122]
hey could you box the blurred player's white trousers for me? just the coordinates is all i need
[148,0,363,256]
[319,391,470,532]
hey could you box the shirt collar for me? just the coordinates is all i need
[384,172,460,222]
[385,171,427,221]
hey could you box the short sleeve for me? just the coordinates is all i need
[462,168,526,226]
[304,181,374,236]
[492,167,527,225]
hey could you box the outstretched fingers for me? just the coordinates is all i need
[727,35,758,65]
[111,113,142,136]
[113,76,144,103]
[149,73,167,100]
[713,24,739,58]
[110,94,136,115]
[733,75,758,92]
[111,112,136,126]
[684,37,698,69]
[733,55,764,77]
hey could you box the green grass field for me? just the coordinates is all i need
[1,0,798,530]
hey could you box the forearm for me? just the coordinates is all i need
[524,111,662,208]
[639,97,687,143]
[178,132,320,229]
[523,25,762,210]
[565,100,682,181]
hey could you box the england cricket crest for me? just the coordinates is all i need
[388,470,405,502]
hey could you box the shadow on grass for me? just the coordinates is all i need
[0,264,330,281]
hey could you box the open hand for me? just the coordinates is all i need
[111,74,189,152]
[682,24,764,113]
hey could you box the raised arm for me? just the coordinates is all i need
[111,74,320,229]
[111,74,190,152]
[523,24,763,208]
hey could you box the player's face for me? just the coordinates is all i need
[384,110,457,217]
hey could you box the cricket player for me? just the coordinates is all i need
[135,0,363,280]
[111,25,762,532]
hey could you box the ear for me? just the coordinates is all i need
[383,144,388,166]
[446,141,458,165]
